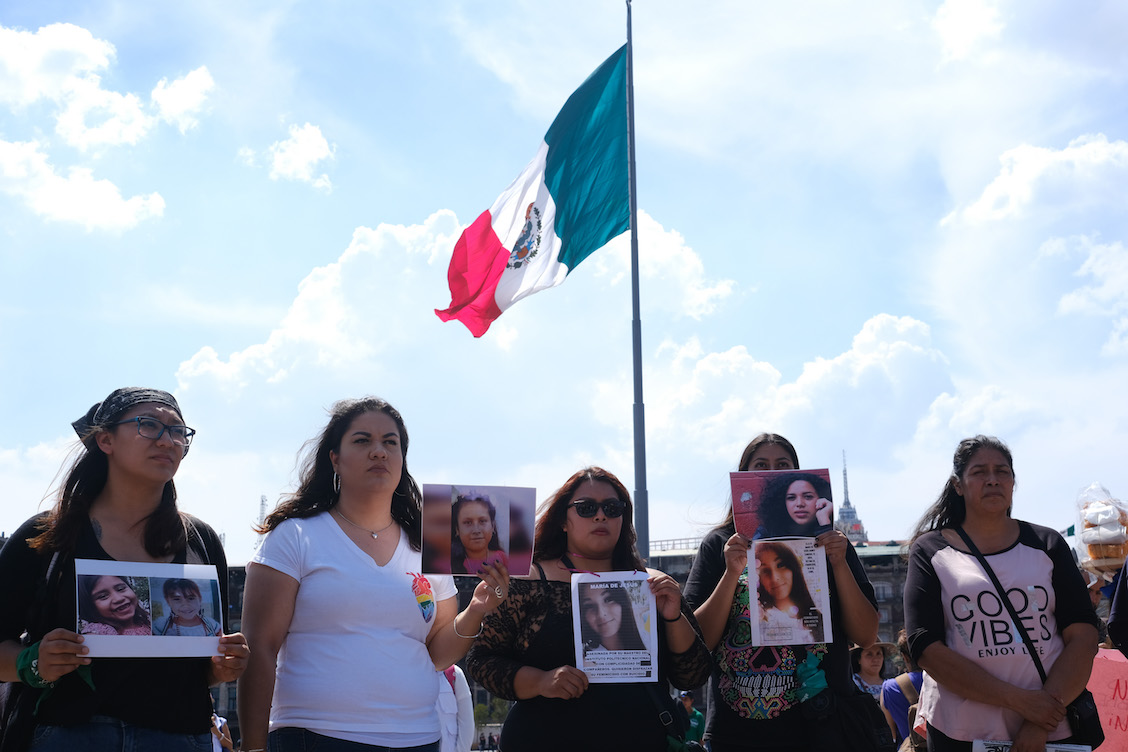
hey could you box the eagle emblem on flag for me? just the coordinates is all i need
[507,202,542,269]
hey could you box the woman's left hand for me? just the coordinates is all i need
[648,572,684,622]
[467,561,511,617]
[815,529,849,567]
[210,632,249,685]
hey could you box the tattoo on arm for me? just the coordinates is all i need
[92,518,102,541]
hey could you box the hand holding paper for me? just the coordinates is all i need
[209,632,249,685]
[35,628,90,682]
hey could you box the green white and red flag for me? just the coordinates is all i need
[435,45,629,337]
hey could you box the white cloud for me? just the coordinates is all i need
[54,74,152,150]
[1051,236,1128,355]
[0,22,214,151]
[177,212,463,393]
[0,139,165,230]
[592,212,735,320]
[268,123,335,190]
[950,134,1128,224]
[152,66,215,133]
[932,0,1004,62]
[0,22,114,108]
[632,314,952,471]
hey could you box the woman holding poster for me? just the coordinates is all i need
[684,433,879,752]
[465,467,712,752]
[0,387,247,752]
[904,435,1099,752]
[238,397,509,752]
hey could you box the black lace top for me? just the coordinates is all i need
[465,573,713,752]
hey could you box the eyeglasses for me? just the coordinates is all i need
[567,498,627,519]
[111,417,196,448]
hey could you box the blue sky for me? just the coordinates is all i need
[2,1,1127,564]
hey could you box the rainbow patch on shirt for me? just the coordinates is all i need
[409,572,435,623]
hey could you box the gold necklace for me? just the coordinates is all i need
[334,508,396,540]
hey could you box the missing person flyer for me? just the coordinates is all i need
[749,537,832,647]
[730,468,834,539]
[421,483,536,578]
[571,571,657,683]
[75,559,222,657]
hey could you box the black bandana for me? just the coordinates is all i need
[72,387,183,438]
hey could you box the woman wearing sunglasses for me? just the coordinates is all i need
[0,387,248,752]
[465,466,712,752]
[684,433,879,752]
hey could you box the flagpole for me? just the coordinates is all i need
[625,0,649,561]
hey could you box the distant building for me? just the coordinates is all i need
[835,451,868,545]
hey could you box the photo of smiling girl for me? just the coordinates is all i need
[78,574,153,636]
[153,578,222,636]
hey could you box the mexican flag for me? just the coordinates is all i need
[435,45,629,337]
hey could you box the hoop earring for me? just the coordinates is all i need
[333,472,341,495]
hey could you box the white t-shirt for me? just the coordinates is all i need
[252,513,457,746]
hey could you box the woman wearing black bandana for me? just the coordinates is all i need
[0,387,249,752]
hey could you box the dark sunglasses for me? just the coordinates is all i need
[567,498,627,519]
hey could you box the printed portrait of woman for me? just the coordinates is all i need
[756,472,834,538]
[579,582,647,655]
[451,493,509,575]
[78,574,153,636]
[755,541,824,644]
[154,578,222,637]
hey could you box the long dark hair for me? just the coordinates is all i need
[260,397,423,550]
[718,433,800,531]
[533,467,646,570]
[31,401,187,557]
[755,540,822,635]
[578,581,646,651]
[451,494,502,572]
[910,435,1014,546]
[759,472,833,537]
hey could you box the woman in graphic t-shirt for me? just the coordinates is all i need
[684,433,879,752]
[904,434,1099,752]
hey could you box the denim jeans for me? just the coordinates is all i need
[29,715,212,752]
[268,727,440,752]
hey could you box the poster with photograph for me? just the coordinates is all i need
[571,571,657,683]
[971,743,1090,752]
[421,484,535,577]
[730,469,834,539]
[749,538,832,646]
[75,559,222,657]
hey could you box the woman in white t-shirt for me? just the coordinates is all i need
[237,397,510,752]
